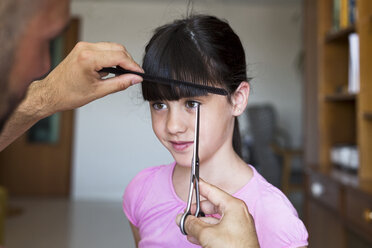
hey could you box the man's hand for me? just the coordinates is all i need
[37,41,143,116]
[0,42,143,151]
[176,179,260,248]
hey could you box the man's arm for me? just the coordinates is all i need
[0,80,49,151]
[0,41,143,151]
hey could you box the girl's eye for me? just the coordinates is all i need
[152,102,167,110]
[185,100,200,109]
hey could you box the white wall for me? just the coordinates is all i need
[70,0,303,201]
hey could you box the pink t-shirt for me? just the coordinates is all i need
[123,162,308,248]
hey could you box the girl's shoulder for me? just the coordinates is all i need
[247,166,298,216]
[245,166,308,247]
[122,162,176,226]
[133,163,172,182]
[127,161,175,191]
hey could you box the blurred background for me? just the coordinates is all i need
[1,0,371,247]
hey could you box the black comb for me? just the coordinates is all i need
[99,67,228,96]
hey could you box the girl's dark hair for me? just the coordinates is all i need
[142,15,248,157]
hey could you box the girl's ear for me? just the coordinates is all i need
[231,81,250,117]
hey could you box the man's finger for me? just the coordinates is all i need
[89,50,143,73]
[77,41,127,52]
[176,213,211,237]
[199,216,220,225]
[187,234,200,245]
[116,58,144,73]
[190,200,220,216]
[184,215,210,238]
[96,74,142,97]
[199,179,235,213]
[201,200,220,216]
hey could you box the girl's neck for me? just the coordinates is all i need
[173,142,253,199]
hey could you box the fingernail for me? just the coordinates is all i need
[131,77,142,85]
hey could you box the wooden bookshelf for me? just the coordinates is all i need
[364,112,372,121]
[325,25,356,43]
[325,93,356,102]
[358,0,372,182]
[316,0,372,179]
[305,0,372,246]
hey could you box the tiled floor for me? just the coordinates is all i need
[5,198,135,248]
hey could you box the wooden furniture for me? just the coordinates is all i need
[307,168,372,247]
[271,144,303,195]
[0,18,79,197]
[0,187,7,246]
[304,0,372,247]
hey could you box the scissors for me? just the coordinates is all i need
[179,103,205,235]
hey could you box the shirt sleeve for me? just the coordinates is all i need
[122,166,158,227]
[253,187,309,248]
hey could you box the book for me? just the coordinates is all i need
[348,33,359,93]
[332,0,356,31]
[340,0,349,28]
[333,0,341,31]
[349,0,356,25]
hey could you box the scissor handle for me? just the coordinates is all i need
[179,210,205,236]
[180,211,191,235]
[180,178,205,235]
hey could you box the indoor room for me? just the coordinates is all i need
[0,0,371,247]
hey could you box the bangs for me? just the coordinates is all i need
[141,22,225,101]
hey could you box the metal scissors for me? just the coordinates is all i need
[179,103,205,235]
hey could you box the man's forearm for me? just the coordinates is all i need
[0,80,52,151]
[0,42,144,152]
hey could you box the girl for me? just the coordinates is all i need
[123,15,308,248]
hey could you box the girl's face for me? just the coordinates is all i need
[149,94,235,167]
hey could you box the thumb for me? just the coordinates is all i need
[97,74,143,96]
[198,179,232,214]
[184,215,211,239]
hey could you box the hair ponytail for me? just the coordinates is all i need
[233,117,242,157]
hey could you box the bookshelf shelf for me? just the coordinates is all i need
[325,26,356,43]
[364,112,372,121]
[325,93,356,101]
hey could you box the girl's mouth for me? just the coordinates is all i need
[169,141,194,152]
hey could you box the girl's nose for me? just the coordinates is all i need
[166,109,187,135]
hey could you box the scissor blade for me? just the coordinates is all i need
[193,104,200,178]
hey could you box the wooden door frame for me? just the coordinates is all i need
[0,18,80,197]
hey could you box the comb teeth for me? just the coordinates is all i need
[99,67,228,96]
